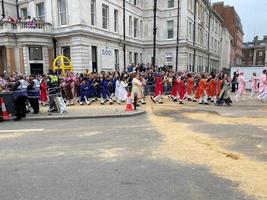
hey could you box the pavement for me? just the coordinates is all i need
[24,103,145,121]
[0,117,254,200]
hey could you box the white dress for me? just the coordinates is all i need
[118,81,128,101]
[115,80,120,100]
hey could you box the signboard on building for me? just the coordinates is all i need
[101,48,114,70]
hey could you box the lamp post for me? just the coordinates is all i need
[16,0,19,19]
[123,0,126,71]
[193,0,197,72]
[175,0,180,72]
[152,0,157,67]
[1,0,5,18]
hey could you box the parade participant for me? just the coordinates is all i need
[100,75,113,105]
[257,70,267,102]
[80,79,91,105]
[117,76,128,104]
[198,74,208,105]
[231,72,238,93]
[27,76,40,114]
[178,76,186,104]
[207,74,216,102]
[193,75,200,102]
[151,74,163,104]
[64,76,74,106]
[12,77,28,121]
[235,72,246,101]
[170,74,178,102]
[186,74,194,101]
[216,75,223,100]
[215,74,232,106]
[250,72,258,99]
[47,70,59,112]
[131,73,143,106]
[40,77,48,106]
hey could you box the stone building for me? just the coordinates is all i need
[0,0,226,74]
[242,36,267,67]
[213,2,244,67]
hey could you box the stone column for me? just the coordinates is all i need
[19,48,25,74]
[48,48,54,70]
[6,47,16,74]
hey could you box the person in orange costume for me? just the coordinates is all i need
[207,74,216,102]
[198,74,208,105]
[186,74,194,101]
[193,75,200,102]
[216,75,223,100]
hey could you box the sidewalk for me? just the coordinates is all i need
[25,104,145,121]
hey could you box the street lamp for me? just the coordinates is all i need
[123,0,126,71]
[152,0,157,67]
[1,0,5,18]
[175,0,180,72]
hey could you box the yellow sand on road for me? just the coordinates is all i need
[146,105,267,200]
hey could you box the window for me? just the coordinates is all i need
[102,4,109,29]
[62,46,71,59]
[91,0,96,26]
[58,0,67,26]
[29,47,43,61]
[114,9,118,32]
[166,53,173,63]
[168,0,174,8]
[129,16,132,36]
[36,3,45,21]
[21,8,27,20]
[134,18,138,38]
[167,20,174,39]
[129,52,132,63]
[140,20,143,39]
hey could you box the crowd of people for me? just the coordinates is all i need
[0,15,44,29]
[0,63,266,121]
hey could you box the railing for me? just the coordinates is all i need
[0,21,52,33]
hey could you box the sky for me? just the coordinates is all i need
[211,0,267,42]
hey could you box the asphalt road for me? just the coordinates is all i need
[0,116,254,200]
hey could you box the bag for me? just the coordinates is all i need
[55,96,66,114]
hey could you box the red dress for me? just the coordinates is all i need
[207,79,216,97]
[178,80,186,100]
[40,81,48,102]
[186,78,194,95]
[171,79,178,97]
[154,76,163,97]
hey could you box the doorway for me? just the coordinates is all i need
[92,46,98,73]
[30,63,44,75]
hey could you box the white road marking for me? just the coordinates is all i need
[0,129,44,133]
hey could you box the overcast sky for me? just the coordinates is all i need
[211,0,267,42]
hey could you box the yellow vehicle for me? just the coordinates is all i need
[53,55,73,75]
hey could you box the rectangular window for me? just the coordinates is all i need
[129,52,132,63]
[21,8,28,20]
[114,9,118,32]
[91,0,96,26]
[134,18,138,38]
[167,20,174,39]
[36,3,45,21]
[58,0,67,26]
[29,47,43,61]
[62,46,71,59]
[129,16,132,36]
[168,0,174,8]
[140,20,143,39]
[102,4,109,29]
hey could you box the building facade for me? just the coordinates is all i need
[0,0,226,74]
[242,36,267,67]
[213,2,244,67]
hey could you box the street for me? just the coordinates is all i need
[0,103,266,200]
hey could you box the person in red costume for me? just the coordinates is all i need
[151,74,164,104]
